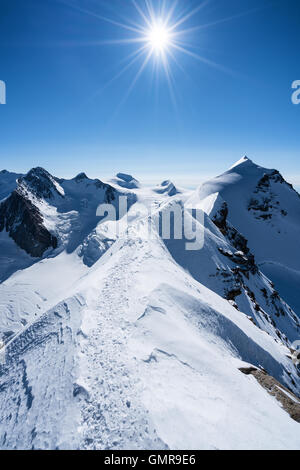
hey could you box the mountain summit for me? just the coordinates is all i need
[192,158,300,314]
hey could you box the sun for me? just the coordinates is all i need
[146,22,171,54]
[63,0,238,108]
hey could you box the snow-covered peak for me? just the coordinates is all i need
[111,173,140,189]
[116,173,134,182]
[73,172,89,182]
[196,157,299,215]
[226,156,275,182]
[154,180,181,197]
[190,157,300,315]
[0,166,137,265]
[229,155,254,170]
[161,180,173,187]
[20,167,65,199]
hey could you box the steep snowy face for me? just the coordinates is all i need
[193,157,300,315]
[196,157,300,268]
[160,198,300,347]
[0,170,23,201]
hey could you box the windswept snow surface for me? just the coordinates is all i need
[0,164,300,450]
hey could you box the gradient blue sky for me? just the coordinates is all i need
[0,0,299,187]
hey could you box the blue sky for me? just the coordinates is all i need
[0,0,299,187]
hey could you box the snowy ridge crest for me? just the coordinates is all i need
[0,158,300,449]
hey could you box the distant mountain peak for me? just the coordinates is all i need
[154,180,180,196]
[112,173,140,189]
[25,166,52,179]
[21,167,64,199]
[116,173,135,182]
[74,172,88,181]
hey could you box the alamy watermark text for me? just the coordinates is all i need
[0,80,6,104]
[292,80,300,105]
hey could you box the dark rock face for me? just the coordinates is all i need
[247,170,299,221]
[213,202,250,253]
[104,185,116,204]
[212,201,228,234]
[239,366,300,422]
[213,201,256,274]
[0,191,57,257]
[20,167,63,200]
[258,170,298,194]
[218,247,258,277]
[225,288,242,302]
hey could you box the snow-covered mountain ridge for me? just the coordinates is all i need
[189,156,300,316]
[0,159,299,450]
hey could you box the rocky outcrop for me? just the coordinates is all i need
[218,248,258,277]
[239,366,300,423]
[247,170,299,221]
[213,202,250,254]
[0,190,57,257]
[213,200,258,277]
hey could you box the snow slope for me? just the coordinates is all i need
[162,198,300,346]
[0,162,299,450]
[0,213,300,450]
[261,262,300,316]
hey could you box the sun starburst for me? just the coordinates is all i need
[60,0,258,112]
[146,21,172,54]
